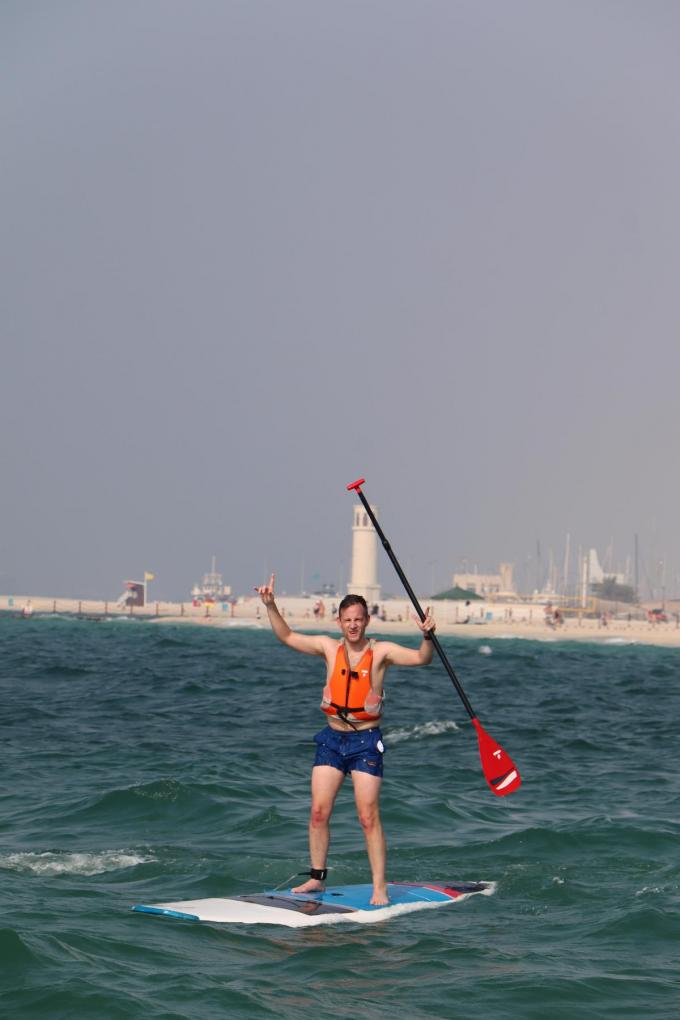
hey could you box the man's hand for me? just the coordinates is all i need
[255,572,329,657]
[415,607,436,639]
[255,572,276,606]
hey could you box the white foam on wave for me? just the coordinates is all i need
[385,720,460,745]
[0,850,155,876]
[478,645,492,655]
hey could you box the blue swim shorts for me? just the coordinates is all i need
[312,725,385,778]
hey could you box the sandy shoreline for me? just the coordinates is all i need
[3,593,680,648]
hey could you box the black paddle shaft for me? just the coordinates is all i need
[350,484,477,721]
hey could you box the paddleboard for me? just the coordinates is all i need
[132,880,494,928]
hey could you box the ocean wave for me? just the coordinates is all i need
[66,778,226,826]
[385,720,460,745]
[0,927,38,967]
[234,805,294,836]
[128,779,187,802]
[589,904,678,941]
[42,661,93,673]
[0,850,155,876]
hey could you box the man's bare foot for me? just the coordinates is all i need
[291,878,325,895]
[370,886,389,906]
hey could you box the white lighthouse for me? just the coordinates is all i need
[348,503,381,605]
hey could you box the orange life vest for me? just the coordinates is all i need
[321,641,383,723]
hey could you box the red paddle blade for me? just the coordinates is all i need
[472,718,521,797]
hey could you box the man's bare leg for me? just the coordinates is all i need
[292,765,344,894]
[352,770,388,905]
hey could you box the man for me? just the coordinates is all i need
[256,574,435,905]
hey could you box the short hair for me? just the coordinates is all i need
[338,594,369,618]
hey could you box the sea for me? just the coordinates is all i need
[1,614,678,1019]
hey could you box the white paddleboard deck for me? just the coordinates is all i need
[133,881,494,928]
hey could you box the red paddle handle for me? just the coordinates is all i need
[346,478,365,493]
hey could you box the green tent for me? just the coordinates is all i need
[431,586,483,601]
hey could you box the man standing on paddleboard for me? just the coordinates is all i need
[256,574,435,906]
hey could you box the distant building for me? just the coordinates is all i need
[348,503,381,604]
[117,581,145,608]
[453,563,515,597]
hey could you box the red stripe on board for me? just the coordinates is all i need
[392,882,461,899]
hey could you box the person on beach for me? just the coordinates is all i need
[255,573,435,906]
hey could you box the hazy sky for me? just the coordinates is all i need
[3,0,680,601]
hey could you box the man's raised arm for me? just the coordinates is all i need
[255,573,328,656]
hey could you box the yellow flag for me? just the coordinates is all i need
[144,572,155,581]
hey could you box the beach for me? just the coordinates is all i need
[4,593,680,646]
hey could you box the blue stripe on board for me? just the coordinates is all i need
[132,905,200,921]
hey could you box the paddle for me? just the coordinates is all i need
[347,478,521,797]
